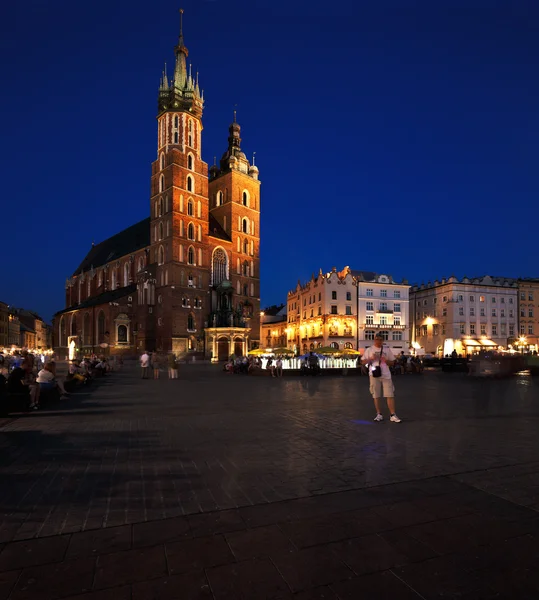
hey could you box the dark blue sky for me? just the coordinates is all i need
[1,0,538,321]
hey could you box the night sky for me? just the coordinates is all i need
[2,0,538,322]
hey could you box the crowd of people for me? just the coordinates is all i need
[139,351,181,379]
[0,351,118,413]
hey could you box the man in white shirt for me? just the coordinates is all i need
[140,351,150,379]
[362,333,401,423]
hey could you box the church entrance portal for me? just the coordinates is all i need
[217,337,229,361]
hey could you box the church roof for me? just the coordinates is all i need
[73,218,150,276]
[55,284,138,316]
[208,214,231,242]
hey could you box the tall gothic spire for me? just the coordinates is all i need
[174,8,188,91]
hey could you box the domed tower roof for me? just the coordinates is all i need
[217,111,258,177]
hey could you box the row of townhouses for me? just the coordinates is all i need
[0,302,52,351]
[261,268,539,356]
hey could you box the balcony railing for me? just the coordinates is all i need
[362,324,406,330]
[376,309,394,314]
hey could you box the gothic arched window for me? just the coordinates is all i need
[243,284,248,296]
[159,222,164,240]
[217,191,223,206]
[174,115,179,128]
[188,154,193,170]
[83,313,91,345]
[242,191,249,207]
[158,198,163,216]
[187,223,194,240]
[160,154,165,170]
[243,239,249,254]
[97,311,106,344]
[159,175,165,192]
[187,313,195,331]
[188,246,195,265]
[187,199,194,216]
[123,263,130,286]
[242,218,248,234]
[187,176,193,192]
[158,245,165,265]
[212,248,228,286]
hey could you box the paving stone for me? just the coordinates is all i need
[0,569,21,600]
[166,534,234,574]
[94,545,167,589]
[293,586,339,599]
[394,555,496,600]
[329,533,409,576]
[10,557,96,600]
[225,525,296,560]
[331,571,424,599]
[187,509,246,537]
[133,516,190,548]
[272,545,353,592]
[377,528,438,562]
[372,500,438,527]
[206,557,291,599]
[0,535,69,571]
[132,571,212,600]
[62,587,131,600]
[66,525,132,559]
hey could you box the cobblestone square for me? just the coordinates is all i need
[0,365,538,598]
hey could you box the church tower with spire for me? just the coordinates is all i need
[148,9,210,353]
[208,114,261,350]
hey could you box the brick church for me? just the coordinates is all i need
[54,12,261,361]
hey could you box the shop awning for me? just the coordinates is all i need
[462,339,481,346]
[479,339,498,347]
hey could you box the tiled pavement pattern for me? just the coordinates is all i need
[0,365,538,598]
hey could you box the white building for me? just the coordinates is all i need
[411,275,518,355]
[354,270,411,354]
[286,267,410,355]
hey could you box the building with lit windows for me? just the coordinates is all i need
[53,12,261,360]
[286,267,410,354]
[356,271,410,354]
[411,275,518,356]
[516,279,539,352]
[260,305,287,350]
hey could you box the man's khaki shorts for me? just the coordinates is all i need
[369,377,395,399]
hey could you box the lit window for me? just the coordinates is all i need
[480,296,485,302]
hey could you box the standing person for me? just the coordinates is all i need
[168,353,178,379]
[140,351,150,379]
[361,333,401,423]
[275,356,283,377]
[152,352,160,379]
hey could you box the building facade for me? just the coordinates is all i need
[0,302,8,348]
[260,305,287,349]
[286,267,358,354]
[355,270,410,354]
[411,275,518,355]
[516,279,539,352]
[8,309,20,347]
[54,14,261,360]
